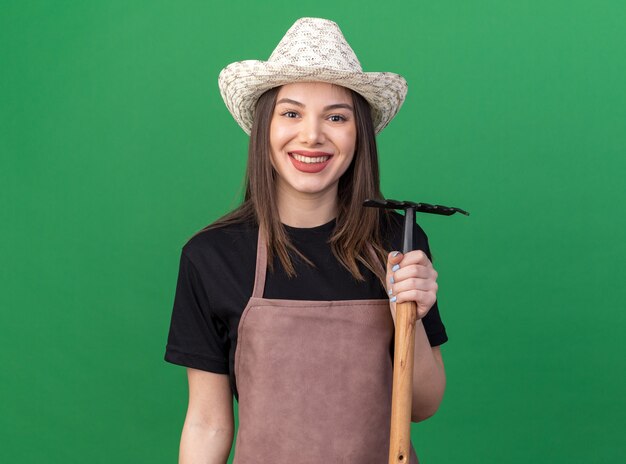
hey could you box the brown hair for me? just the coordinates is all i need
[197,85,390,282]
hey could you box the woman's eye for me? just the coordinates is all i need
[282,111,298,118]
[328,114,347,122]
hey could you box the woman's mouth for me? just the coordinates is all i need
[288,151,333,173]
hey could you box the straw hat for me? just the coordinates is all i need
[218,17,408,135]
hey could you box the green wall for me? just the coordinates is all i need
[2,1,624,462]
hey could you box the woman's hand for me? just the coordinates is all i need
[386,250,439,323]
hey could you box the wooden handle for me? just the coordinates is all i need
[388,301,418,464]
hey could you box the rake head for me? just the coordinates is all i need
[363,198,469,253]
[362,199,469,217]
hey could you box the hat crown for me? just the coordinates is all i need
[267,18,363,72]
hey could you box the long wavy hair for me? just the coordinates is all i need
[198,85,390,282]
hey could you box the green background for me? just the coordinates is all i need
[2,0,624,462]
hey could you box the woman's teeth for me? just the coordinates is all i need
[291,153,330,164]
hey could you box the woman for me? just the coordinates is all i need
[165,18,447,463]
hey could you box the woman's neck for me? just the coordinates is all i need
[275,185,338,228]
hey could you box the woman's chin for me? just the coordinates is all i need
[279,179,337,198]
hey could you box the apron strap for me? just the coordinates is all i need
[366,244,389,291]
[251,227,268,299]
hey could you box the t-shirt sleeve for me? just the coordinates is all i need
[413,223,449,347]
[164,249,230,373]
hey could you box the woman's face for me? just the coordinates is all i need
[269,82,357,202]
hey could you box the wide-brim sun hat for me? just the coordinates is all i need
[218,17,408,135]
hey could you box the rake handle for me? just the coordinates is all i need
[388,300,418,464]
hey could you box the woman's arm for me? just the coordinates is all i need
[179,368,234,464]
[386,250,447,422]
[409,327,446,422]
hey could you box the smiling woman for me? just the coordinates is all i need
[270,83,357,222]
[164,17,448,464]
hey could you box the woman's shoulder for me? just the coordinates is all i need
[381,210,430,236]
[381,211,432,254]
[181,217,258,265]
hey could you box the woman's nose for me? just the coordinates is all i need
[299,117,325,145]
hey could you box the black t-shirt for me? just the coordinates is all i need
[164,213,448,398]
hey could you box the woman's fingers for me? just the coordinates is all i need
[390,277,438,294]
[386,250,403,272]
[395,249,431,267]
[386,250,438,318]
[387,250,437,284]
[393,264,437,281]
[390,288,438,307]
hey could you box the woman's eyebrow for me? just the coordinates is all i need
[324,103,353,112]
[276,98,304,107]
[276,98,353,112]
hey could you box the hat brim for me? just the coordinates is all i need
[218,60,408,135]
